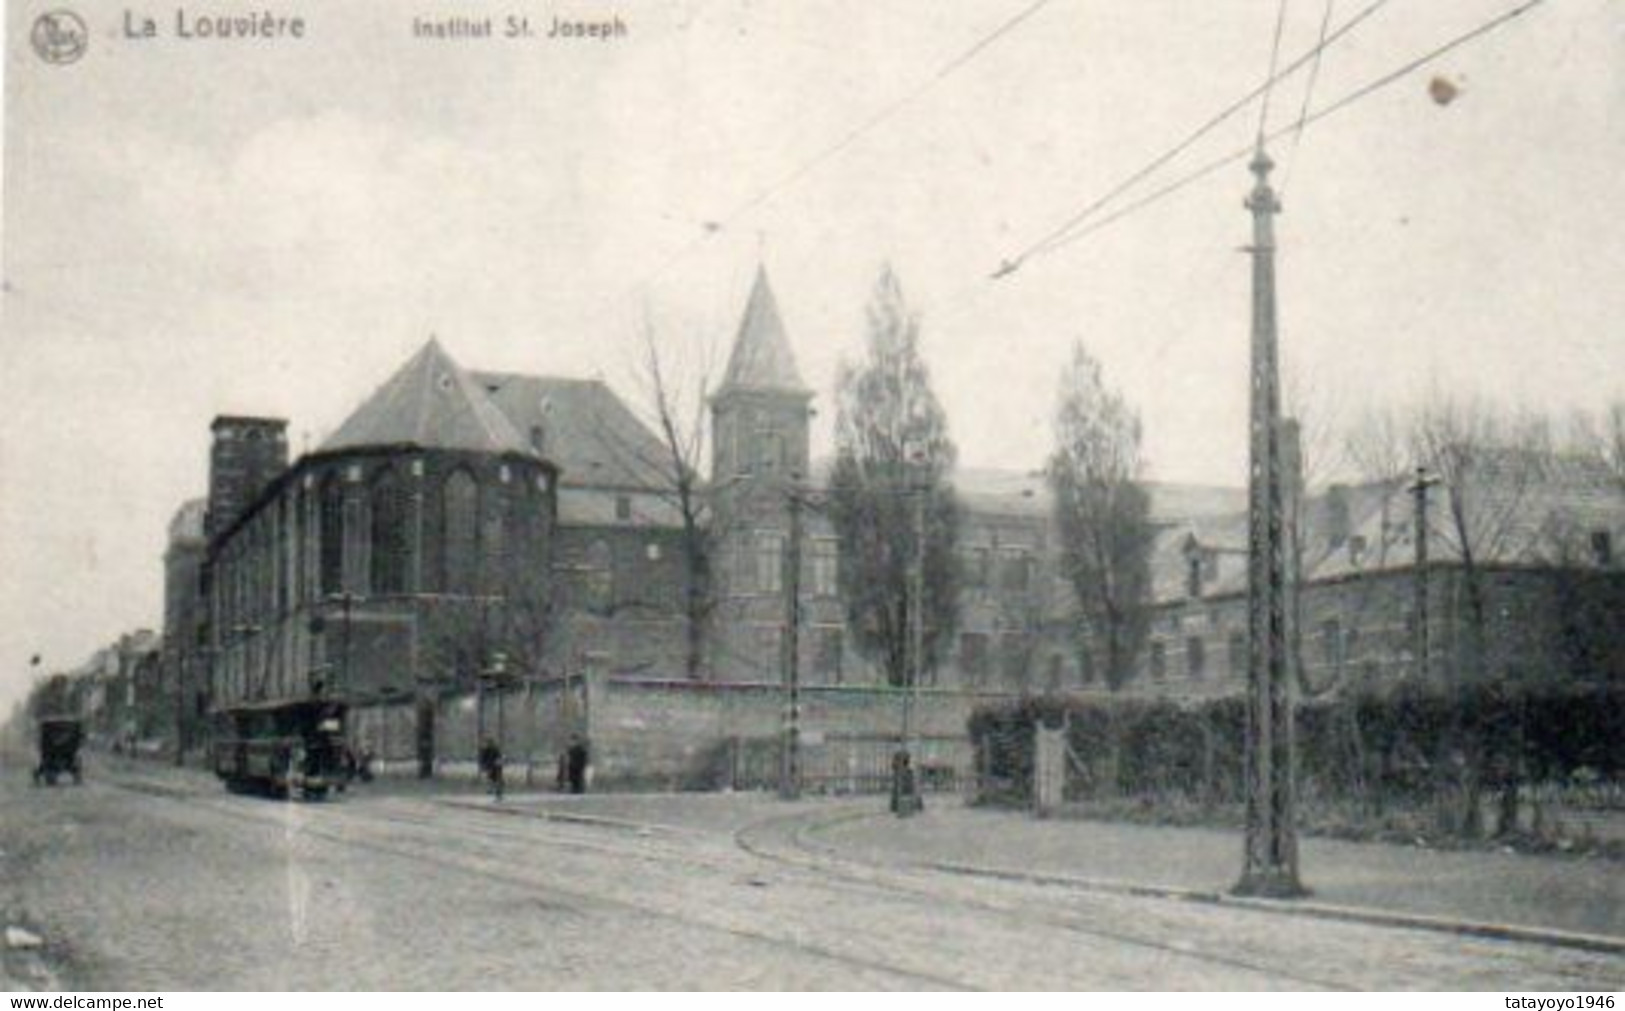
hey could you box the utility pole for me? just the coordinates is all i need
[1410,466,1440,682]
[893,473,927,817]
[780,485,803,800]
[1235,146,1305,898]
[910,480,925,744]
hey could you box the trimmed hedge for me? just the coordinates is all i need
[968,682,1625,808]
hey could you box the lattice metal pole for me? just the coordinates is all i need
[780,486,803,800]
[1235,146,1306,898]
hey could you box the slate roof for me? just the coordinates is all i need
[718,266,808,395]
[956,468,1247,522]
[321,339,534,457]
[471,372,673,491]
[1153,455,1623,604]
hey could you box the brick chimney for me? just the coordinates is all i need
[205,415,288,540]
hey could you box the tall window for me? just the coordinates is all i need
[289,493,304,606]
[965,547,991,590]
[1150,640,1167,681]
[480,500,506,593]
[318,477,344,595]
[754,531,784,594]
[959,632,988,686]
[814,627,844,684]
[1319,619,1344,673]
[810,538,838,597]
[1076,644,1095,684]
[442,470,479,594]
[1228,632,1246,679]
[369,468,410,595]
[758,430,784,473]
[1186,636,1206,679]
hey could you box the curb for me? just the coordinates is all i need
[924,859,1625,957]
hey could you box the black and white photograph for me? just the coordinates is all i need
[1,0,1621,992]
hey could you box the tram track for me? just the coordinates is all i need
[96,777,972,989]
[333,794,1355,989]
[95,772,1592,990]
[731,806,1359,991]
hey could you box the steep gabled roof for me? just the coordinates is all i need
[471,372,671,491]
[321,339,533,457]
[718,266,808,395]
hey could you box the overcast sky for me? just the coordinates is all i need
[2,0,1621,710]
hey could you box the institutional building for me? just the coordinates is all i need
[163,265,1621,784]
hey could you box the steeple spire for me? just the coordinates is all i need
[717,265,809,396]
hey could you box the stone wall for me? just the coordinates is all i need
[582,677,1013,792]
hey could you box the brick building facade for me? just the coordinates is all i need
[199,341,558,770]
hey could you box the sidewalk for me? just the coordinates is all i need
[803,802,1625,944]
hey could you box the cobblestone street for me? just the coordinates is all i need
[1,759,1620,990]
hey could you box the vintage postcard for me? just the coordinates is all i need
[1,0,1621,992]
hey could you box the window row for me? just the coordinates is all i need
[214,466,536,628]
[732,533,839,597]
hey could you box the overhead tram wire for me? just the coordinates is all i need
[991,0,1394,278]
[617,0,1057,303]
[1016,0,1550,265]
[1280,0,1338,197]
[1256,0,1292,142]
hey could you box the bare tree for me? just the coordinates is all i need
[829,266,960,687]
[1045,341,1154,691]
[1412,398,1552,653]
[1345,393,1556,836]
[629,316,719,680]
[582,310,724,680]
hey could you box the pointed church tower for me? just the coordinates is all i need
[709,266,814,682]
[711,265,813,483]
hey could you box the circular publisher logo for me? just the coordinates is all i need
[31,10,88,65]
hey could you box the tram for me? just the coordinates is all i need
[212,697,351,799]
[32,716,83,786]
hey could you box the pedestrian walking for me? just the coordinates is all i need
[566,735,589,794]
[478,737,505,801]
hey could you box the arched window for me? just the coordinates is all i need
[481,497,506,593]
[442,469,479,595]
[319,477,344,595]
[369,467,410,595]
[585,539,612,611]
